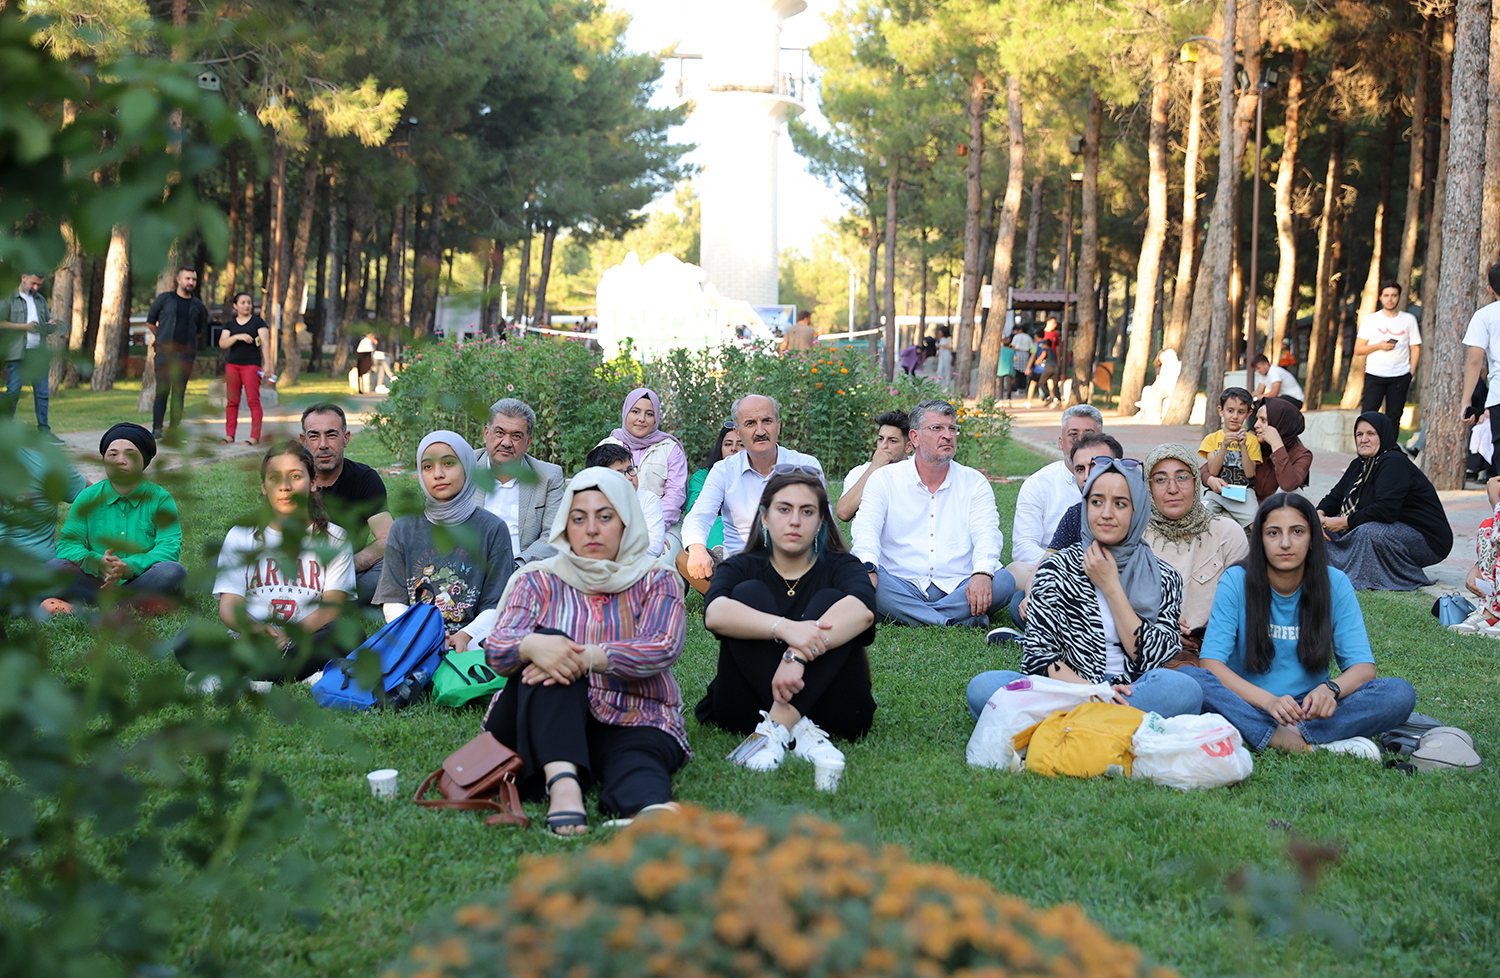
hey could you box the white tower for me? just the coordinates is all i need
[696,0,806,308]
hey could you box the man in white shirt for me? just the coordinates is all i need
[1355,281,1422,430]
[1010,404,1103,566]
[2,273,53,435]
[473,397,566,567]
[835,409,910,521]
[851,399,1012,627]
[1250,354,1305,410]
[1462,263,1500,462]
[679,393,823,593]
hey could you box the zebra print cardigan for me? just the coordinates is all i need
[1020,542,1184,684]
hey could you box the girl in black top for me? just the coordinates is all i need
[219,292,270,445]
[698,471,877,776]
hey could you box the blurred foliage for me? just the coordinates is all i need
[386,805,1177,978]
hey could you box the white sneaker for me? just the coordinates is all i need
[1313,736,1380,760]
[789,716,845,767]
[186,672,222,695]
[248,679,274,694]
[1449,609,1492,633]
[743,713,793,771]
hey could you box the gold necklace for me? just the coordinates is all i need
[773,558,811,596]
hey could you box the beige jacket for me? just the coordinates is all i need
[1144,515,1249,630]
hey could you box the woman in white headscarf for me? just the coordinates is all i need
[373,430,514,651]
[481,467,688,836]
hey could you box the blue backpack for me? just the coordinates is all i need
[311,604,445,711]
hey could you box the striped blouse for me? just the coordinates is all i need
[484,567,690,756]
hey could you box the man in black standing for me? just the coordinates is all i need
[144,266,207,438]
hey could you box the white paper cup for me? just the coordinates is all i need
[813,758,845,793]
[367,768,398,800]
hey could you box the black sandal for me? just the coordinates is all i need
[544,770,588,836]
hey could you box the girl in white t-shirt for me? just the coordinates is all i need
[176,441,356,683]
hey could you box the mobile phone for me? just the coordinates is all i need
[1188,626,1207,642]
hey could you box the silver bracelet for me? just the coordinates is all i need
[770,616,785,642]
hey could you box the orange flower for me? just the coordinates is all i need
[810,367,818,373]
[841,367,848,373]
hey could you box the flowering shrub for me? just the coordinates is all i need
[386,806,1173,978]
[367,334,641,472]
[369,337,1010,479]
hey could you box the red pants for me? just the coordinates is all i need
[225,363,263,441]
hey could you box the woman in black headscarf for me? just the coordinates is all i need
[1317,411,1453,590]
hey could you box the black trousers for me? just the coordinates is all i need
[1278,395,1304,410]
[152,345,195,429]
[695,580,876,742]
[482,677,683,817]
[172,620,354,682]
[1361,372,1411,431]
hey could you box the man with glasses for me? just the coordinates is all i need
[301,403,392,604]
[679,393,824,594]
[585,442,666,556]
[474,397,566,567]
[1044,432,1127,552]
[850,398,1014,628]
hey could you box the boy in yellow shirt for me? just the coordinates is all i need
[1199,387,1261,527]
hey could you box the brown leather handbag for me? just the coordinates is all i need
[413,731,530,828]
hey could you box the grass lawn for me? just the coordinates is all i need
[24,433,1500,977]
[22,374,364,434]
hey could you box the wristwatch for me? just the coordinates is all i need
[1323,679,1341,700]
[862,561,877,573]
[781,650,807,665]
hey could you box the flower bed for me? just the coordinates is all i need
[386,806,1174,978]
[368,336,1010,478]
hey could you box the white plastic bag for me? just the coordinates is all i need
[966,675,1117,771]
[1131,711,1254,790]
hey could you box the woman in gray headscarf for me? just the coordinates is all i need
[966,458,1201,719]
[373,430,514,651]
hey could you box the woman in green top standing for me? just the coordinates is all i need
[683,421,745,558]
[997,335,1017,404]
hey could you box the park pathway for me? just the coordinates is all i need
[56,392,387,483]
[1004,401,1485,596]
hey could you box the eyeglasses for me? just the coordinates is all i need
[772,463,822,477]
[624,465,638,476]
[1092,457,1142,470]
[919,424,962,435]
[1150,472,1196,487]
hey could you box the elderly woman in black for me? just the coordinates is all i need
[1317,411,1453,590]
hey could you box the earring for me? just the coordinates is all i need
[814,522,828,556]
[759,521,770,549]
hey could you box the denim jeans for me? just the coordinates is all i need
[5,356,49,430]
[965,667,1203,721]
[1177,665,1416,750]
[44,557,187,607]
[875,567,1017,627]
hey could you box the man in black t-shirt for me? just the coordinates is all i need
[301,402,392,605]
[144,266,208,438]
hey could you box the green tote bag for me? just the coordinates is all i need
[432,648,507,708]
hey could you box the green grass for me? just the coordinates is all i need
[21,375,363,433]
[25,436,1500,977]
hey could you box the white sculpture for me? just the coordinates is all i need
[1136,349,1181,423]
[595,252,774,362]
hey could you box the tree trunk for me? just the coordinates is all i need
[1480,3,1500,269]
[1121,55,1170,414]
[1166,56,1207,354]
[918,226,929,341]
[408,196,428,332]
[1341,110,1400,407]
[92,225,129,391]
[1425,0,1490,489]
[63,235,90,388]
[867,195,880,333]
[1397,16,1433,306]
[410,194,444,339]
[49,223,79,393]
[280,127,321,387]
[1269,48,1305,362]
[334,202,369,374]
[1304,120,1346,411]
[1052,180,1072,291]
[222,146,240,309]
[954,67,987,391]
[318,195,339,371]
[1023,174,1044,290]
[515,216,532,323]
[532,224,557,325]
[242,176,256,306]
[380,205,404,326]
[1417,11,1455,405]
[882,165,899,380]
[978,75,1025,401]
[1070,85,1102,405]
[483,238,504,328]
[266,133,288,373]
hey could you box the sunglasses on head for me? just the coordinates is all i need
[772,463,822,477]
[1091,456,1142,470]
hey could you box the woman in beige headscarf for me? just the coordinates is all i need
[480,467,687,835]
[1142,443,1249,666]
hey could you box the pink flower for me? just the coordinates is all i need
[506,384,514,391]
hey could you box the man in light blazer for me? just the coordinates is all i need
[474,398,566,566]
